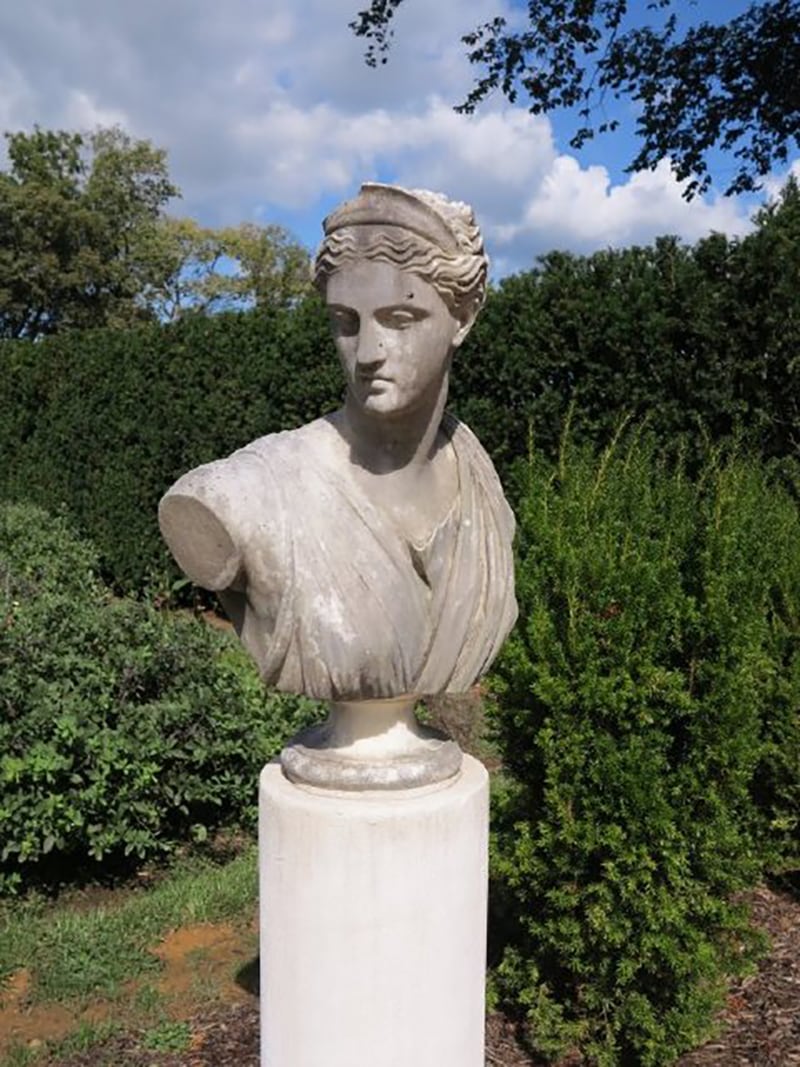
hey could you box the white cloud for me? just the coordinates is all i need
[0,0,787,275]
[0,60,34,136]
[232,97,557,217]
[254,11,296,46]
[488,157,756,273]
[64,90,128,132]
[763,160,800,202]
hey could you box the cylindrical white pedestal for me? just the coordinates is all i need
[259,755,489,1067]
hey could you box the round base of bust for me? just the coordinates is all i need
[279,696,462,790]
[281,725,461,789]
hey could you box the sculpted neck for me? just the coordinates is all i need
[341,372,450,475]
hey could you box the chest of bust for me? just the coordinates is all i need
[348,443,459,548]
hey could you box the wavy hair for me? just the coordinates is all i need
[313,190,489,321]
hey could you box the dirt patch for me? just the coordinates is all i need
[0,920,257,1062]
[52,1005,541,1067]
[198,609,233,633]
[150,923,255,1007]
[677,880,800,1066]
[6,881,800,1065]
[0,967,107,1054]
[425,685,489,759]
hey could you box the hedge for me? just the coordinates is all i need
[1,182,799,597]
[4,186,800,601]
[0,302,339,593]
[488,433,800,1064]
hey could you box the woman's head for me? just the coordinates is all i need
[313,183,489,328]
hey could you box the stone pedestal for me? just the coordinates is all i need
[259,755,489,1067]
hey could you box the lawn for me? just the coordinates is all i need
[0,843,259,1066]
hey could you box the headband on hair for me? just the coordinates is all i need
[322,183,460,255]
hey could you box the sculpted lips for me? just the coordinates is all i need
[358,373,392,385]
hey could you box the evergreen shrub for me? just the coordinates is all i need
[455,237,751,480]
[488,432,800,1065]
[0,299,339,594]
[2,184,800,596]
[454,182,800,483]
[0,503,319,894]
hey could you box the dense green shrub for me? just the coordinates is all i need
[488,433,800,1065]
[454,180,800,479]
[1,183,799,597]
[0,503,319,894]
[0,299,339,594]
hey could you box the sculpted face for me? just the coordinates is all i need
[325,259,472,419]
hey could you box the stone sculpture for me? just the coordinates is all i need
[159,182,516,788]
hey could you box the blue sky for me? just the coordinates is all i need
[537,0,760,186]
[0,0,796,277]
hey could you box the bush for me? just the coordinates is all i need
[488,432,800,1065]
[0,300,339,594]
[2,185,800,597]
[455,181,800,485]
[0,503,319,894]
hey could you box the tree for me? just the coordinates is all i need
[350,0,800,198]
[725,174,800,454]
[140,218,311,322]
[0,126,179,339]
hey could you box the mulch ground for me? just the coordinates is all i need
[677,878,800,1067]
[55,879,800,1067]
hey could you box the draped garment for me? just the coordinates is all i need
[161,412,517,700]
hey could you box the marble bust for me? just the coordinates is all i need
[159,183,516,787]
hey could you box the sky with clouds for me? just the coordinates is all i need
[1,0,796,277]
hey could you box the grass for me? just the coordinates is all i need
[141,1019,192,1053]
[0,844,258,1005]
[1,1048,35,1067]
[1,1020,123,1067]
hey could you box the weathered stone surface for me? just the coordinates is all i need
[159,183,516,789]
[281,697,463,790]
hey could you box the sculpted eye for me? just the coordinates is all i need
[328,307,359,337]
[377,307,428,330]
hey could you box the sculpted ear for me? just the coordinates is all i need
[452,304,478,349]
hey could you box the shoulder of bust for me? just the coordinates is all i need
[442,411,484,457]
[239,416,337,464]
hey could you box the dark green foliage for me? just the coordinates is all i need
[2,183,800,597]
[0,298,339,594]
[488,434,800,1064]
[0,127,179,339]
[0,503,320,894]
[723,178,800,459]
[455,237,738,476]
[454,178,800,485]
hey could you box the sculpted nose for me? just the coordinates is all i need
[355,320,385,367]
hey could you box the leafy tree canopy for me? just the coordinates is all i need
[0,126,180,339]
[350,0,800,198]
[141,217,312,322]
[0,126,312,339]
